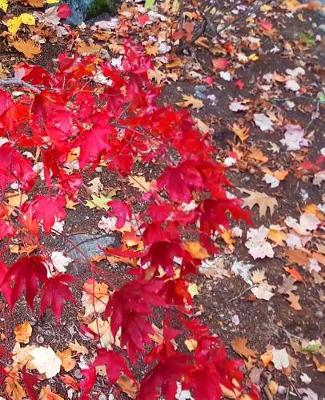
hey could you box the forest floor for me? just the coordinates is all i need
[0,0,324,400]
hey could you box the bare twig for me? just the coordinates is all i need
[0,78,42,94]
[228,284,257,303]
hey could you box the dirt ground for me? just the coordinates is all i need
[0,0,324,399]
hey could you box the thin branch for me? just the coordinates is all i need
[0,78,42,94]
[228,284,257,303]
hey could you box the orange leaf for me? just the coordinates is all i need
[60,374,79,391]
[231,338,257,359]
[284,267,303,282]
[183,241,209,260]
[14,321,32,344]
[56,348,76,372]
[39,386,64,400]
[12,40,41,58]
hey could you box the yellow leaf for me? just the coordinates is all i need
[5,13,35,35]
[12,40,41,58]
[20,13,35,25]
[248,53,259,61]
[183,241,209,260]
[0,0,8,13]
[56,348,76,372]
[46,0,59,3]
[14,321,32,344]
[185,338,197,351]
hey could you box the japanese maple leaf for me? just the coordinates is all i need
[93,349,134,383]
[108,200,132,229]
[39,274,76,323]
[28,195,66,234]
[0,89,13,116]
[0,144,35,192]
[57,3,72,19]
[105,278,165,361]
[2,256,47,310]
[157,161,203,203]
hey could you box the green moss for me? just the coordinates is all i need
[86,0,117,18]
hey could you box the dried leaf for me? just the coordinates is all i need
[14,321,32,344]
[12,40,41,58]
[56,348,76,372]
[117,375,139,399]
[241,189,278,217]
[177,94,204,109]
[231,338,257,359]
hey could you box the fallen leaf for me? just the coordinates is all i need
[0,0,8,13]
[287,292,302,310]
[231,123,250,142]
[251,282,275,300]
[241,189,278,217]
[177,94,204,109]
[39,386,64,400]
[128,175,152,192]
[12,40,41,58]
[253,113,273,131]
[30,346,61,379]
[69,340,89,355]
[183,241,209,260]
[5,372,26,400]
[272,347,290,370]
[117,375,139,399]
[231,338,257,359]
[56,348,76,372]
[14,321,32,344]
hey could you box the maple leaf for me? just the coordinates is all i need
[105,278,165,361]
[77,125,114,168]
[240,189,278,217]
[93,349,135,384]
[108,200,132,229]
[0,144,35,192]
[39,274,76,323]
[157,161,204,203]
[21,367,39,400]
[27,195,66,234]
[2,256,47,309]
[57,3,71,19]
[80,367,96,400]
[231,338,257,360]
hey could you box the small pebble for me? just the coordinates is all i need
[315,310,323,318]
[98,394,107,400]
[278,385,286,395]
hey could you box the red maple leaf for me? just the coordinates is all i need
[77,125,114,168]
[105,278,165,361]
[57,3,72,19]
[0,144,35,192]
[80,367,96,400]
[2,256,47,310]
[0,260,11,304]
[27,195,66,234]
[93,349,134,383]
[39,274,76,323]
[157,161,203,203]
[21,367,39,400]
[108,200,131,229]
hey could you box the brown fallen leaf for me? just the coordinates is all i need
[183,241,209,260]
[117,375,139,399]
[240,189,278,217]
[56,348,76,372]
[231,123,250,142]
[69,340,89,355]
[286,292,302,311]
[285,248,310,267]
[76,41,101,56]
[11,40,41,58]
[248,148,269,163]
[128,175,152,192]
[5,372,26,400]
[231,337,257,359]
[14,321,32,344]
[176,94,204,110]
[39,386,64,400]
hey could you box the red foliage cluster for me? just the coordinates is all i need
[0,41,258,399]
